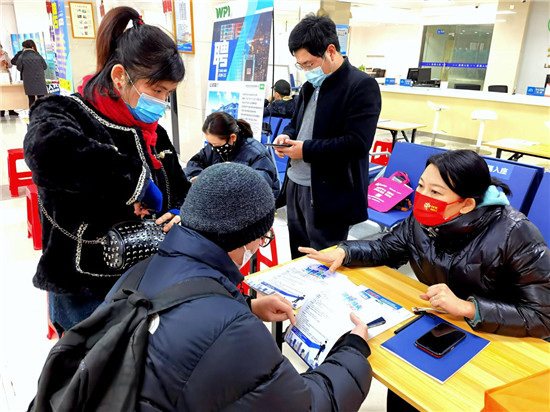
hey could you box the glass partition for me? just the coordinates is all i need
[419,24,494,89]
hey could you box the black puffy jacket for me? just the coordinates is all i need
[24,94,190,297]
[341,206,550,340]
[109,225,373,411]
[184,135,280,198]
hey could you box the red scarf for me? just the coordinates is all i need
[78,75,163,169]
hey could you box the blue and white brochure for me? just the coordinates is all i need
[285,284,413,369]
[245,258,351,309]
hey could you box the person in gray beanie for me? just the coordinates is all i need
[110,162,373,411]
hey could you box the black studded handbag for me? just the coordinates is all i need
[103,220,167,272]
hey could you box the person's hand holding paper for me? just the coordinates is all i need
[251,294,296,325]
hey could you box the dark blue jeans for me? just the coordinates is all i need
[48,292,104,336]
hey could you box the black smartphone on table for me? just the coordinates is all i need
[265,143,292,148]
[415,323,466,358]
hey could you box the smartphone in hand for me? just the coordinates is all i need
[415,323,466,358]
[265,143,292,148]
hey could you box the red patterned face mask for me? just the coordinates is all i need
[413,192,463,226]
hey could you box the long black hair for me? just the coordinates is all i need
[83,7,184,100]
[288,14,340,57]
[426,150,511,205]
[202,112,253,142]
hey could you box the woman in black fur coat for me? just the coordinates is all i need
[23,7,190,334]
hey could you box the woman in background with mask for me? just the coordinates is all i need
[185,111,280,199]
[301,150,550,341]
[23,7,190,335]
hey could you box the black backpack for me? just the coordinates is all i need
[28,257,232,412]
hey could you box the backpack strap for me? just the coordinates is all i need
[113,256,237,315]
[116,255,154,292]
[148,277,235,315]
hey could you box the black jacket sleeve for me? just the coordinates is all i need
[11,51,21,65]
[184,145,211,181]
[473,219,550,339]
[341,217,411,269]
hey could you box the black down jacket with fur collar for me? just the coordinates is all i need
[23,94,190,297]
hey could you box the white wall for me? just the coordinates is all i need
[12,1,50,36]
[484,1,531,93]
[515,0,550,94]
[1,3,18,56]
[348,24,423,80]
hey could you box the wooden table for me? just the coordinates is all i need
[342,265,550,412]
[250,261,550,411]
[0,84,29,110]
[485,138,550,161]
[377,120,426,147]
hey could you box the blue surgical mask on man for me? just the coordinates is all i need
[305,54,331,87]
[125,72,170,123]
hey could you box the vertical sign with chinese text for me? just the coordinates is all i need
[52,0,73,94]
[206,0,273,139]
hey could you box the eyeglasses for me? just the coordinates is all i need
[294,54,326,72]
[295,61,316,72]
[260,229,274,248]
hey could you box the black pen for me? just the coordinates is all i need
[366,316,386,328]
[394,313,426,334]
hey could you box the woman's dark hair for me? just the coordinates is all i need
[83,7,184,100]
[22,39,38,53]
[202,112,253,141]
[288,14,340,57]
[426,150,511,204]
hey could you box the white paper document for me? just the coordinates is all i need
[285,285,413,369]
[245,258,354,309]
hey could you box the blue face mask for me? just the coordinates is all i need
[125,73,170,124]
[304,55,331,87]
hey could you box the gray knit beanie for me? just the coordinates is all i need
[180,162,275,251]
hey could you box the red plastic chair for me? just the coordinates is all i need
[370,140,392,166]
[7,148,33,197]
[46,294,59,340]
[26,183,42,250]
[238,229,279,295]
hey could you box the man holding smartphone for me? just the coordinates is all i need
[273,14,381,259]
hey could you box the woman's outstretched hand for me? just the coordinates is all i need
[298,247,346,273]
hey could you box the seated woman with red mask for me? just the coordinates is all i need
[301,149,550,341]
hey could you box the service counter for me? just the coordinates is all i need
[379,85,550,145]
[0,83,29,111]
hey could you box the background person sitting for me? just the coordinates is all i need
[185,111,280,198]
[109,162,373,411]
[264,79,296,118]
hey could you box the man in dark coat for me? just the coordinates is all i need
[264,79,296,118]
[110,162,373,411]
[273,15,381,258]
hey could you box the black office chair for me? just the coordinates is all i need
[454,83,481,91]
[488,85,508,93]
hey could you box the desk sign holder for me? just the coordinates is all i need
[526,87,545,96]
[385,78,396,85]
[400,79,413,87]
